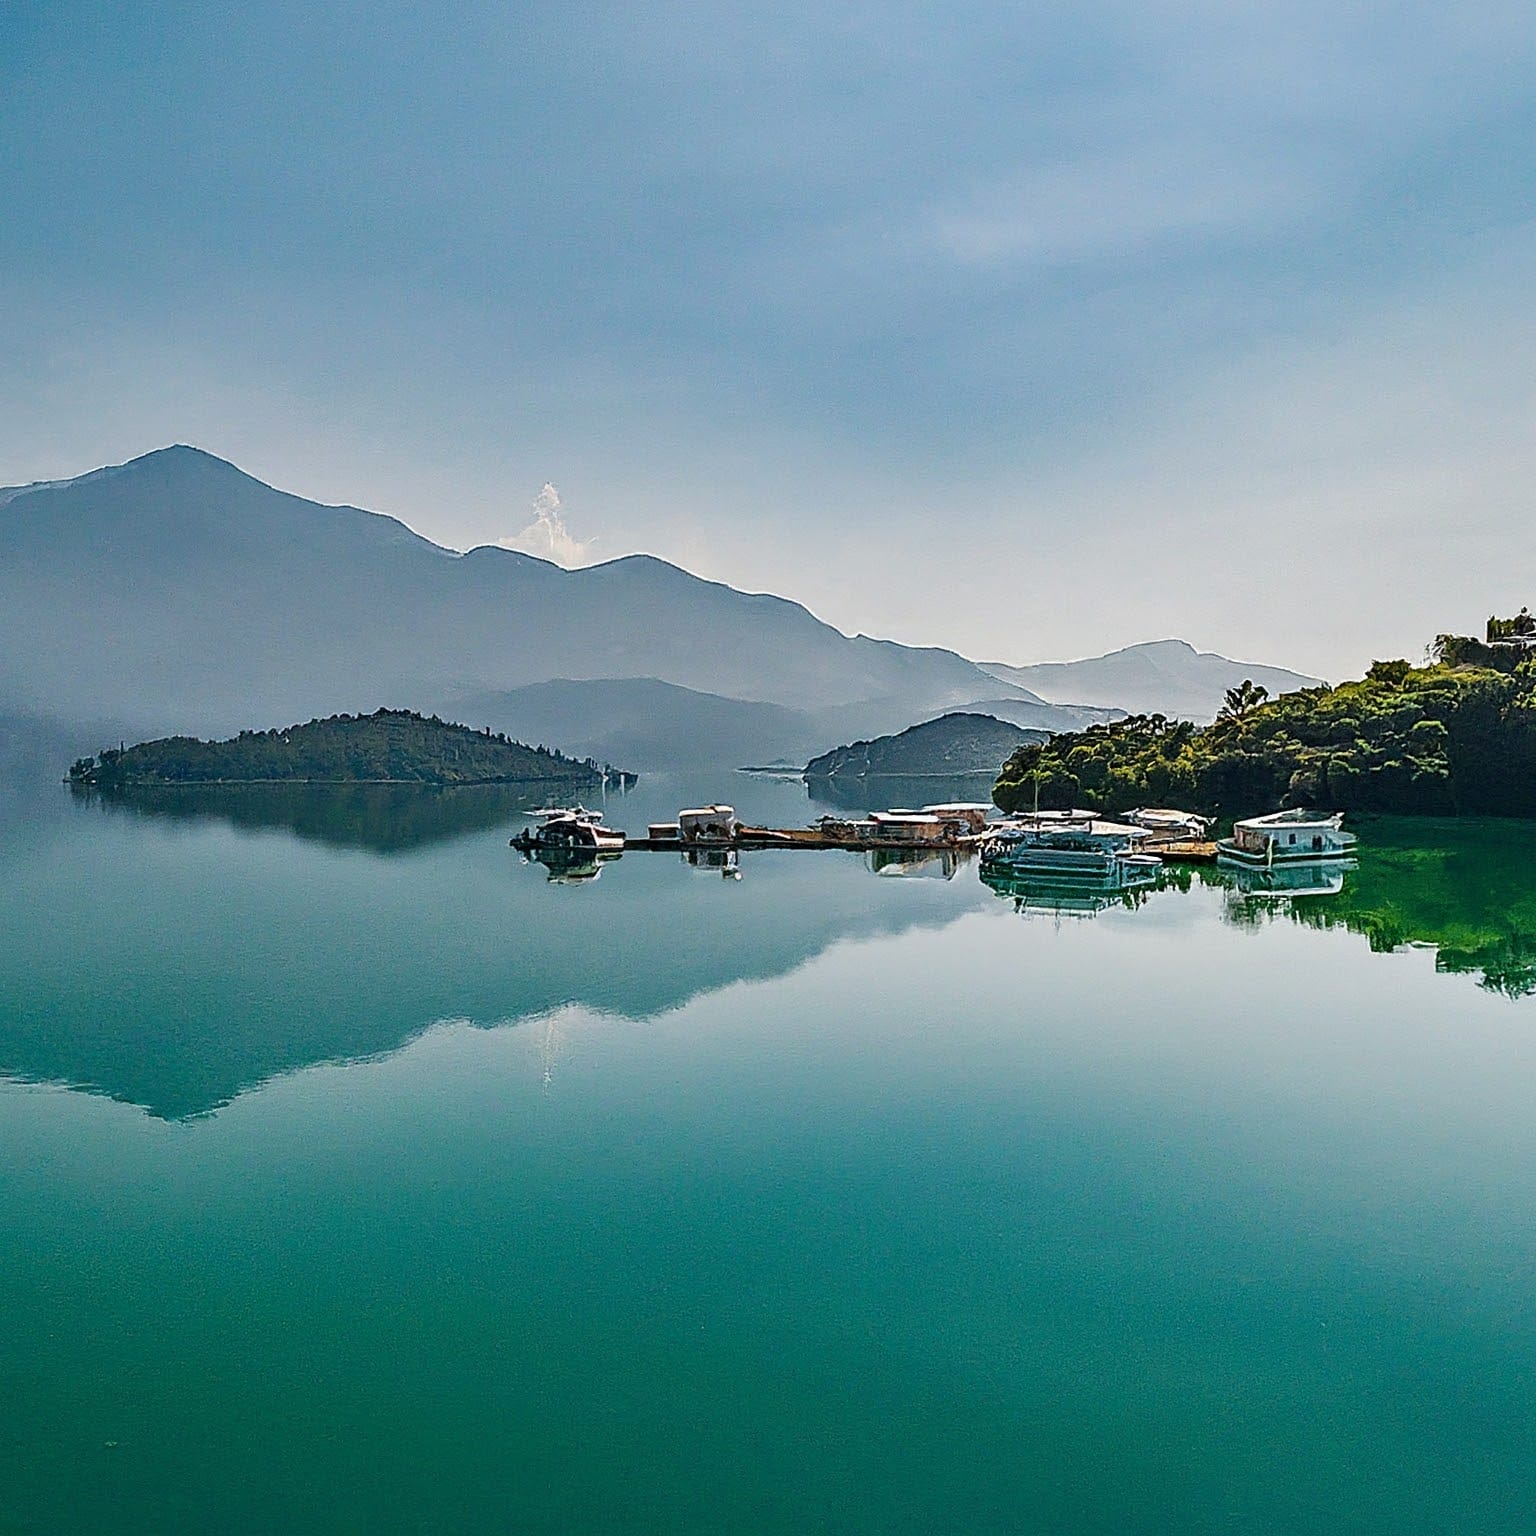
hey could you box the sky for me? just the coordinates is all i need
[3,1,1535,677]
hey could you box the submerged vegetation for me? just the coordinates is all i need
[67,709,631,788]
[996,618,1536,820]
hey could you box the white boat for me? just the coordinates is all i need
[980,816,1158,879]
[1124,807,1211,840]
[678,805,741,844]
[511,806,626,853]
[1217,809,1356,867]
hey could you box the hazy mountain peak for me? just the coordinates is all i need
[1,446,1022,744]
[978,639,1321,722]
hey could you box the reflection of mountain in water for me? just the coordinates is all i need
[70,780,575,853]
[805,771,999,816]
[1281,818,1536,997]
[1,791,988,1120]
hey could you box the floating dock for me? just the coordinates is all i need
[1144,840,1219,863]
[625,827,988,853]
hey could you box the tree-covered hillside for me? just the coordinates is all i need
[995,632,1536,819]
[67,709,629,787]
[807,712,1047,779]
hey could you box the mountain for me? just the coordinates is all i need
[0,447,1023,750]
[446,679,1117,771]
[806,712,1048,780]
[449,679,822,771]
[956,696,1123,733]
[979,640,1322,723]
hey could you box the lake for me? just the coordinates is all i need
[2,766,1535,1533]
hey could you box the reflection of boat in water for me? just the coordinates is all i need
[683,845,742,880]
[981,857,1163,916]
[1224,859,1355,899]
[865,847,963,879]
[1217,809,1356,867]
[981,812,1161,881]
[522,847,620,883]
[511,806,626,853]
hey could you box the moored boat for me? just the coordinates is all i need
[1124,807,1211,840]
[980,816,1158,880]
[511,806,626,853]
[1216,809,1356,867]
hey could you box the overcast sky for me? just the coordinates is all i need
[4,2,1534,676]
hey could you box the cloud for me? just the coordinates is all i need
[500,483,598,567]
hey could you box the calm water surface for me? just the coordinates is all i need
[2,770,1535,1533]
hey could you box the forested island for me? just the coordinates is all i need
[995,615,1536,819]
[67,709,634,788]
[806,712,1047,780]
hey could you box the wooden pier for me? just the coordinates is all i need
[1144,840,1219,864]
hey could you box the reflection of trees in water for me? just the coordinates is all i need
[1235,819,1536,998]
[71,780,560,853]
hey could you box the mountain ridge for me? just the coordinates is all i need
[979,638,1322,723]
[2,447,1319,763]
[0,447,1026,746]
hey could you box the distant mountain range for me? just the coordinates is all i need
[0,448,1045,757]
[0,447,1318,767]
[979,641,1322,724]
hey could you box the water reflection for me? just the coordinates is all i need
[803,772,999,816]
[866,847,966,880]
[1284,818,1536,998]
[521,848,622,883]
[10,785,1536,1124]
[2,789,990,1119]
[682,845,743,878]
[981,859,1175,917]
[1222,860,1354,899]
[69,780,591,853]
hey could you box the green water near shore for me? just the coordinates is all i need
[2,777,1535,1532]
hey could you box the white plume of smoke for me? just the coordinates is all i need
[501,483,597,567]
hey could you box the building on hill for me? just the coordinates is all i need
[1486,608,1536,650]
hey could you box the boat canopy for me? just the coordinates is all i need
[1233,809,1344,833]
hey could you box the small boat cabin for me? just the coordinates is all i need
[1219,809,1356,865]
[679,805,740,844]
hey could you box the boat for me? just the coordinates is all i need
[1216,809,1356,867]
[510,806,626,854]
[980,815,1159,880]
[678,805,741,844]
[1124,807,1211,840]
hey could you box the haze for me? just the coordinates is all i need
[5,4,1534,677]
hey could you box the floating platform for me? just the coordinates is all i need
[626,827,988,853]
[1144,840,1219,863]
